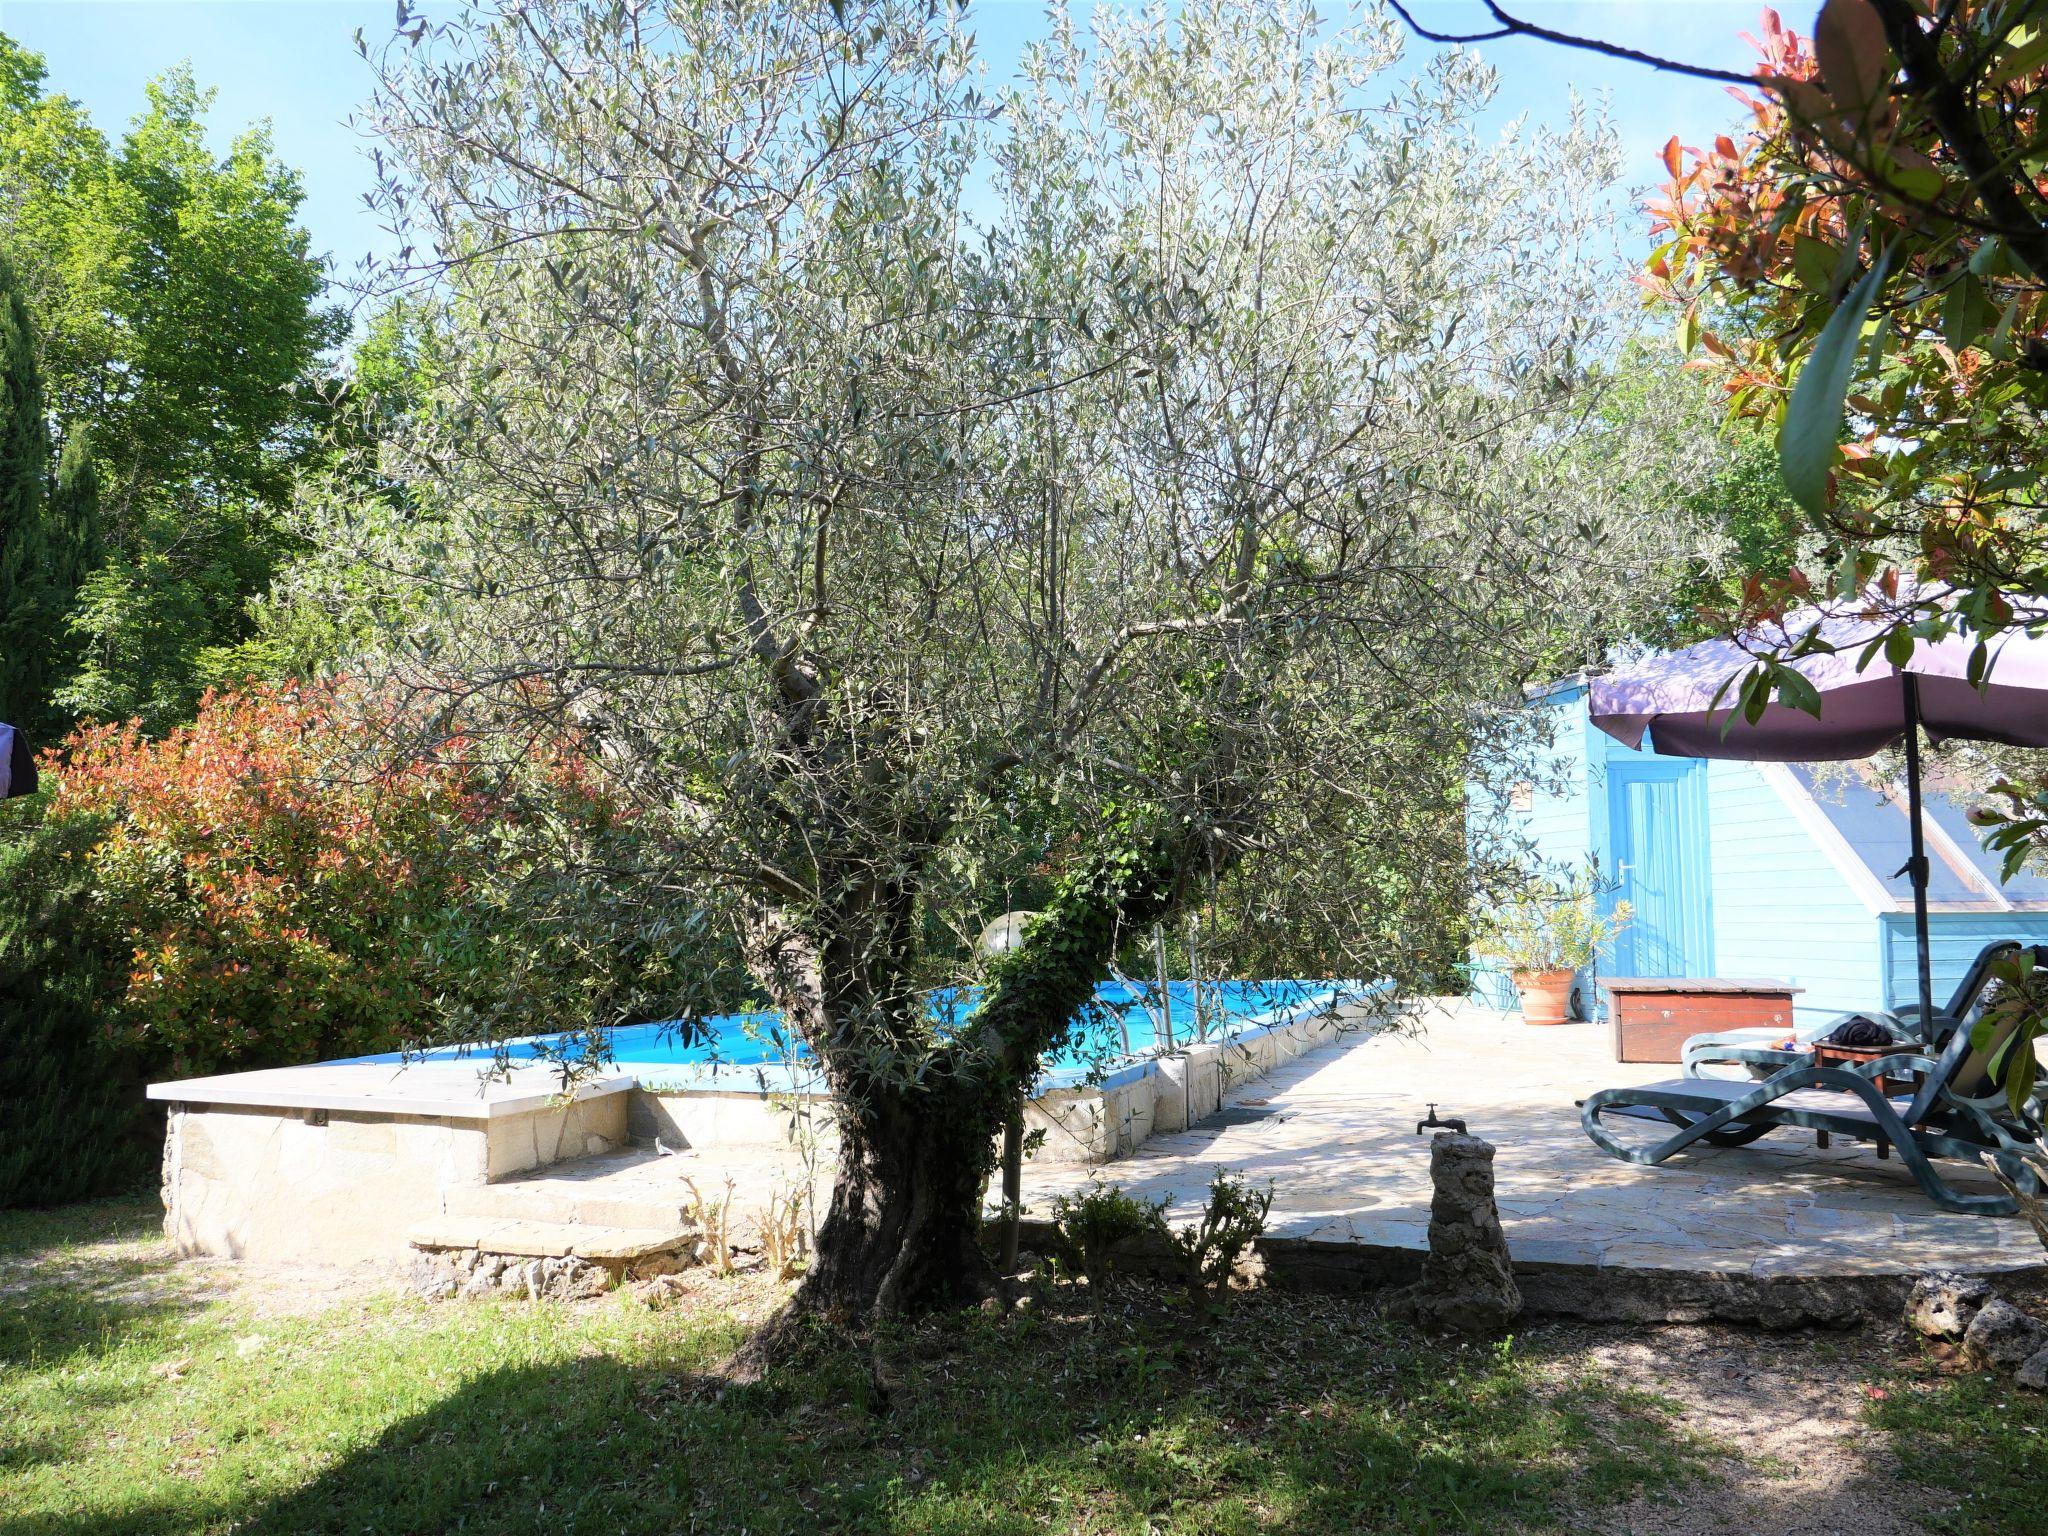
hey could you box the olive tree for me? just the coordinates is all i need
[342,0,1710,1320]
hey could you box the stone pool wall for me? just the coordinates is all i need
[622,992,1379,1167]
[157,1091,629,1263]
[629,1085,834,1150]
[148,987,1383,1265]
[1021,996,1369,1163]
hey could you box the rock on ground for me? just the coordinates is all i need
[410,1246,691,1302]
[2016,1347,2048,1393]
[1904,1270,1993,1340]
[1963,1297,2048,1372]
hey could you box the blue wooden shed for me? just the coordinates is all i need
[1470,676,2048,1025]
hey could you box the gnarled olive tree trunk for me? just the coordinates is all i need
[757,836,1191,1321]
[798,1085,1009,1318]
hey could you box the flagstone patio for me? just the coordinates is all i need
[1016,999,2042,1282]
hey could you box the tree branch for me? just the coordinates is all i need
[1384,0,1756,86]
[1865,0,2048,283]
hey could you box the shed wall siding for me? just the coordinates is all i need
[1701,759,1880,1025]
[1469,680,2048,1029]
[1520,705,1595,873]
[1879,911,2048,1013]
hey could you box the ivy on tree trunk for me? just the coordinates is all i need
[782,831,1190,1321]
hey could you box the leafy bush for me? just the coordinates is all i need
[1047,1180,1168,1289]
[1164,1170,1273,1313]
[46,681,709,1079]
[1045,1171,1272,1310]
[51,684,473,1072]
[0,681,718,1205]
[0,801,154,1207]
[1472,867,1630,976]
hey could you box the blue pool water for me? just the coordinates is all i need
[369,978,1352,1082]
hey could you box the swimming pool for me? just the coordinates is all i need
[150,977,1386,1264]
[361,977,1357,1087]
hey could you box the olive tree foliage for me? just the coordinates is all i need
[330,0,1712,1317]
[984,7,1723,975]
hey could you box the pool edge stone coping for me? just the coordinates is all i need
[145,1061,639,1120]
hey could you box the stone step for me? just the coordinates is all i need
[409,1214,693,1263]
[442,1170,692,1231]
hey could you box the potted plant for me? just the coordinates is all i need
[1474,869,1630,1026]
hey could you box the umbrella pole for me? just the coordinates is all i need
[1902,676,1936,1026]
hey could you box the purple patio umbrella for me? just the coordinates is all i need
[0,724,34,800]
[1589,595,2048,1026]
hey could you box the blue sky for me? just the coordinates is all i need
[6,1,1771,316]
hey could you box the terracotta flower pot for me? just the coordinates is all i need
[1512,968,1575,1026]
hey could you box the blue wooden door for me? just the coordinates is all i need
[1606,759,1714,978]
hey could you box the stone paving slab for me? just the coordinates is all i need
[443,1177,691,1231]
[408,1215,689,1261]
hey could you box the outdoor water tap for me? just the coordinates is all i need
[1415,1103,1467,1136]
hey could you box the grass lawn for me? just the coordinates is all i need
[1866,1357,2048,1535]
[3,1196,2044,1536]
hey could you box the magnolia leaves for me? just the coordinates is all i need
[1780,248,1891,516]
[1777,0,1899,524]
[1813,0,1893,114]
[1770,0,1898,150]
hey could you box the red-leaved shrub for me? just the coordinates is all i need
[48,682,692,1077]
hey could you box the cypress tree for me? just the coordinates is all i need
[0,807,147,1208]
[48,425,102,602]
[39,427,103,732]
[0,249,49,729]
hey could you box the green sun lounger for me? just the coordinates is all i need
[1583,959,2046,1216]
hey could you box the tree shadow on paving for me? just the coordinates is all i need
[5,1286,1722,1536]
[1072,1080,2006,1255]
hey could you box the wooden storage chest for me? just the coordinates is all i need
[1600,977,1802,1064]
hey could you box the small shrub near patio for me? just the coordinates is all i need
[1047,1172,1273,1310]
[1165,1170,1274,1312]
[1049,1180,1168,1288]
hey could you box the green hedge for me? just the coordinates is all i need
[0,800,154,1208]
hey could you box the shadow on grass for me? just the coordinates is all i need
[0,1196,200,1370]
[1866,1362,2048,1536]
[3,1284,1718,1536]
[0,1193,165,1261]
[0,1196,216,1490]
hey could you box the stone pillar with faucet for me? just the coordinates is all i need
[1392,1130,1521,1334]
